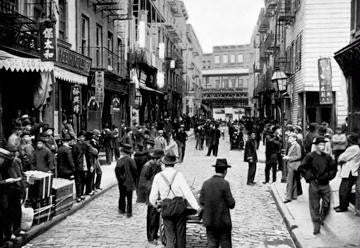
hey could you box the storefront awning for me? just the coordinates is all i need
[139,84,164,95]
[54,66,88,85]
[0,50,53,72]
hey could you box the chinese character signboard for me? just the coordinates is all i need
[95,71,105,103]
[318,58,333,105]
[72,85,81,114]
[40,21,56,61]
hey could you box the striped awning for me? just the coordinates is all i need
[0,50,53,72]
[54,66,88,85]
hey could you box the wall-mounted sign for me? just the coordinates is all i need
[57,44,91,76]
[318,57,333,105]
[95,71,105,103]
[72,85,81,114]
[40,21,56,61]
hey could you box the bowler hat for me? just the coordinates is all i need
[161,150,179,165]
[313,136,326,145]
[212,158,231,168]
[22,119,32,126]
[121,144,133,154]
[61,136,73,142]
[20,131,31,138]
[0,147,12,160]
[149,149,165,159]
[78,130,87,138]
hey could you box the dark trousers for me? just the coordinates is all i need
[75,170,86,198]
[85,171,94,194]
[94,165,102,189]
[339,176,357,209]
[114,145,120,160]
[178,143,186,162]
[163,213,186,248]
[147,205,160,241]
[0,208,5,245]
[309,182,331,223]
[206,229,232,248]
[3,193,22,239]
[265,163,277,183]
[105,146,113,164]
[247,162,257,184]
[117,184,133,214]
[207,144,218,157]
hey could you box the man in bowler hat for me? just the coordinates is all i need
[199,158,235,248]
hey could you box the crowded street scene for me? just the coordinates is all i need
[0,0,359,248]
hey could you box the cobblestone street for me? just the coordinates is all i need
[27,134,295,248]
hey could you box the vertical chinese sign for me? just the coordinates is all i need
[95,71,105,103]
[318,58,333,105]
[40,21,56,61]
[72,85,81,115]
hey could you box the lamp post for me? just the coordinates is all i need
[271,69,288,147]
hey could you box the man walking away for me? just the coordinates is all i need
[206,123,221,157]
[200,159,235,248]
[115,144,137,218]
[298,137,337,235]
[176,125,188,163]
[244,131,258,185]
[137,149,164,245]
[149,150,200,248]
[334,133,360,212]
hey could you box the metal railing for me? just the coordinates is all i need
[277,0,295,24]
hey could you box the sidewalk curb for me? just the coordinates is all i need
[270,183,303,248]
[17,181,117,248]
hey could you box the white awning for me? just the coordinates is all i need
[139,84,164,95]
[0,50,53,72]
[54,66,88,85]
[202,68,249,76]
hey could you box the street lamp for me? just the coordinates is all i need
[272,69,288,168]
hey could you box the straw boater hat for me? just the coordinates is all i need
[212,158,231,168]
[161,150,179,165]
[120,144,133,154]
[0,147,12,160]
[149,149,164,159]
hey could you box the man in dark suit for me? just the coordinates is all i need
[206,123,221,157]
[200,159,235,248]
[57,137,75,179]
[244,131,258,185]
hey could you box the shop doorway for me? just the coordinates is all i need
[306,92,336,128]
[0,70,40,138]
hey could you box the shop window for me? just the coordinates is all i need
[81,15,89,56]
[230,54,235,63]
[238,78,243,88]
[214,56,220,64]
[231,78,236,88]
[58,0,67,40]
[238,54,243,63]
[223,79,229,88]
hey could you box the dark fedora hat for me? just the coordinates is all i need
[149,149,164,159]
[212,158,231,168]
[120,144,133,154]
[36,134,48,143]
[313,136,326,145]
[78,130,87,138]
[0,147,12,160]
[161,150,179,165]
[61,136,73,142]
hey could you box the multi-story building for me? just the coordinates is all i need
[335,0,360,133]
[254,0,350,129]
[201,45,254,121]
[183,24,203,117]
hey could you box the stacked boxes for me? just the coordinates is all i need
[51,178,74,216]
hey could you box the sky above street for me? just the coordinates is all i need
[182,0,264,53]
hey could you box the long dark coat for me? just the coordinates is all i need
[137,160,162,204]
[200,175,235,231]
[115,156,137,191]
[244,139,258,163]
[57,145,75,179]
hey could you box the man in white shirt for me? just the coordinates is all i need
[149,150,199,248]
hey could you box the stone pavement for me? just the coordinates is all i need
[27,132,295,248]
[271,167,360,248]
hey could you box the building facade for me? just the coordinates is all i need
[182,24,203,117]
[201,45,254,121]
[253,0,350,129]
[335,0,360,133]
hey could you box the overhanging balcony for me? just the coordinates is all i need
[0,2,40,57]
[264,32,279,54]
[85,46,126,78]
[277,0,295,24]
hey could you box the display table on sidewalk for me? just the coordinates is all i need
[271,177,360,248]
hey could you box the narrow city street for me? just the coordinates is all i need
[27,134,295,248]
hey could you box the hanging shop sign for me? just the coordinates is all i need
[71,85,81,114]
[95,71,105,103]
[87,96,100,111]
[112,97,121,111]
[57,44,91,76]
[40,21,56,61]
[318,57,333,105]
